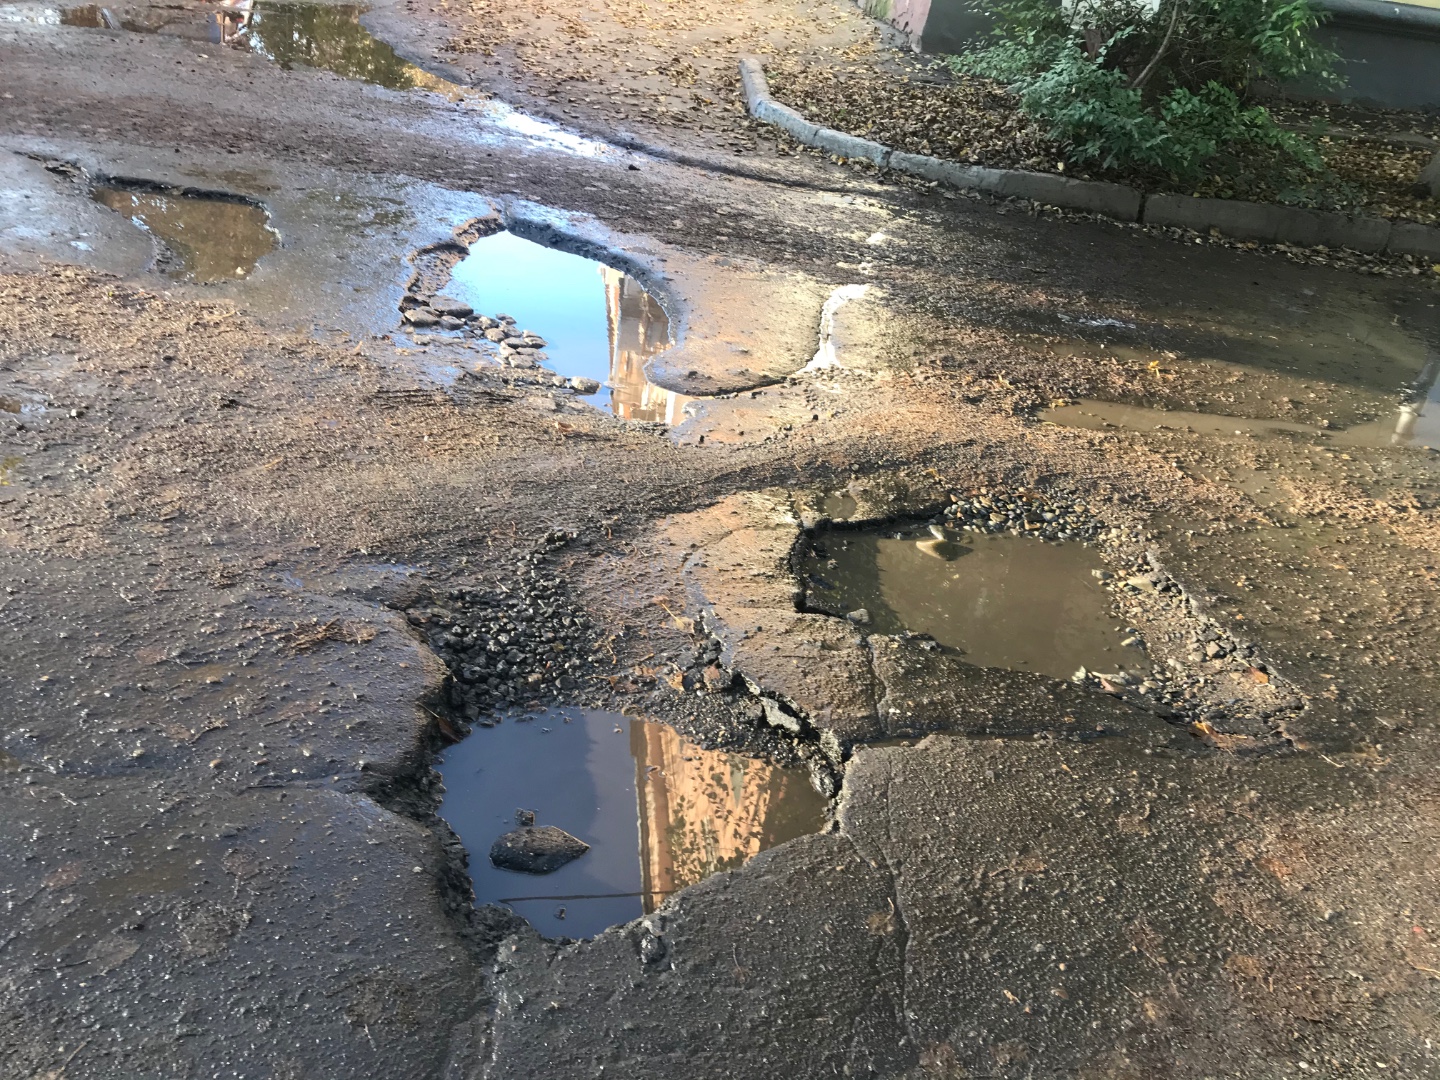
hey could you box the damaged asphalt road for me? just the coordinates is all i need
[3,0,1440,1077]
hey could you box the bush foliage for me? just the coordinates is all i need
[952,0,1340,182]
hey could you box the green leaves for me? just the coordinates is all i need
[949,0,1340,183]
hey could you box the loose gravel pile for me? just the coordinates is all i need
[401,546,597,727]
[940,488,1105,541]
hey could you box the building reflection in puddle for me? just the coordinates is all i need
[601,266,692,424]
[631,718,825,913]
[1387,353,1440,448]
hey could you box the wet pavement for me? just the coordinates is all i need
[5,0,1440,1075]
[437,707,824,939]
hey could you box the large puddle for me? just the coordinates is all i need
[91,184,277,282]
[60,0,455,91]
[437,708,826,939]
[803,526,1126,680]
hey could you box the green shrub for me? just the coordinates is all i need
[952,0,1340,183]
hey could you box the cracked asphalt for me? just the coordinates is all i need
[3,0,1440,1076]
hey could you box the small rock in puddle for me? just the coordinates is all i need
[489,825,589,874]
[438,707,826,939]
[91,184,276,282]
[803,511,1126,681]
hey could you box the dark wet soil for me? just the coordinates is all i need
[437,707,825,939]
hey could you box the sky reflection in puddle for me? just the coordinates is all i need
[442,231,691,420]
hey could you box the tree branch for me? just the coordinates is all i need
[1130,0,1185,91]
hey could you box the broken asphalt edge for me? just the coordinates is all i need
[738,57,1440,261]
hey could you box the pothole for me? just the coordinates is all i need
[436,706,826,940]
[0,392,46,416]
[59,0,452,91]
[91,182,277,282]
[1043,369,1440,454]
[803,523,1126,682]
[403,221,693,420]
[1033,327,1440,451]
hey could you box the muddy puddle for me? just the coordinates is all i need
[1033,319,1440,455]
[0,392,46,415]
[420,230,692,420]
[1044,354,1440,454]
[803,526,1126,680]
[57,0,448,89]
[53,0,608,154]
[437,708,825,939]
[91,184,276,282]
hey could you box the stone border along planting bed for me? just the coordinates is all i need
[739,57,1440,264]
[806,489,1303,750]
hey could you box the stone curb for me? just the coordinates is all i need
[738,56,1440,259]
[1141,194,1391,253]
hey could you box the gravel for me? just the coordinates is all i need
[402,544,597,728]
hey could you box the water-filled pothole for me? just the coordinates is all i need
[60,0,452,89]
[91,184,276,282]
[0,392,46,416]
[437,707,825,939]
[409,227,692,420]
[803,525,1125,681]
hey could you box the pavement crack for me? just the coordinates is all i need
[864,753,918,1056]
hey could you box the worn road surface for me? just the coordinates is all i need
[3,0,1440,1077]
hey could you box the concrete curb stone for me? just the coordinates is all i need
[1142,194,1392,253]
[1390,221,1440,260]
[739,56,1440,261]
[890,151,1142,220]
